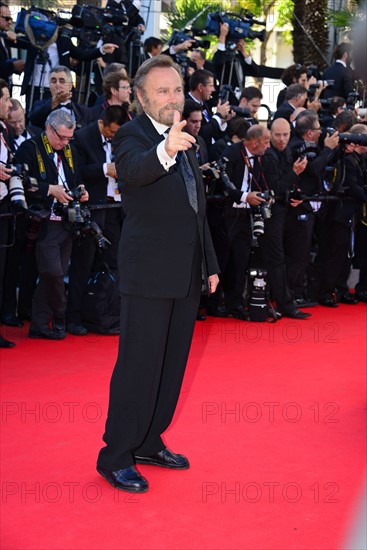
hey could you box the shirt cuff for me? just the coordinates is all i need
[217,43,226,51]
[103,162,108,176]
[241,191,249,203]
[157,140,176,171]
[244,55,252,64]
[212,114,227,131]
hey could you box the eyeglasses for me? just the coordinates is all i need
[119,85,131,90]
[0,15,13,21]
[312,126,322,132]
[51,125,74,142]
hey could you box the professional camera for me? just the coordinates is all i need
[53,186,111,250]
[296,141,318,161]
[219,85,251,116]
[346,92,360,110]
[169,29,210,51]
[25,204,51,253]
[307,80,334,101]
[252,191,274,237]
[206,11,266,42]
[15,7,59,50]
[201,157,231,202]
[7,163,39,211]
[338,133,367,146]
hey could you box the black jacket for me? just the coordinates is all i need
[29,100,94,131]
[112,113,219,298]
[321,62,355,101]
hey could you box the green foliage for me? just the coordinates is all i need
[328,0,366,29]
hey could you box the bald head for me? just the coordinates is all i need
[270,118,291,151]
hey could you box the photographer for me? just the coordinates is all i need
[206,125,270,319]
[0,2,25,82]
[321,43,355,101]
[238,86,263,125]
[260,118,309,319]
[273,84,308,122]
[317,124,367,306]
[187,69,233,152]
[14,110,89,340]
[0,78,15,347]
[285,110,339,306]
[29,66,95,131]
[212,22,258,97]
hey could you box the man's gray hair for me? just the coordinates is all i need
[45,110,75,130]
[50,65,72,82]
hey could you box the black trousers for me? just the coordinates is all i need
[66,207,122,325]
[258,205,295,313]
[284,206,315,298]
[97,240,202,471]
[31,222,72,330]
[0,198,10,314]
[207,207,252,310]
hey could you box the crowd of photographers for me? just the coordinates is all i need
[0,2,366,348]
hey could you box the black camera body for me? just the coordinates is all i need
[297,141,318,161]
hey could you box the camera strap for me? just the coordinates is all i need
[241,149,269,192]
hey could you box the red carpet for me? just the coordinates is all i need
[1,304,366,550]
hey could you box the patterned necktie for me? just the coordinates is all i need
[177,150,198,214]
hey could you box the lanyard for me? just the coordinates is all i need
[240,148,269,192]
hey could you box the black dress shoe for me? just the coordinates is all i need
[356,290,367,303]
[206,305,231,318]
[97,465,148,493]
[294,298,318,308]
[99,326,120,335]
[28,328,65,340]
[227,305,249,321]
[338,292,359,305]
[134,448,190,470]
[1,314,24,327]
[196,311,206,321]
[66,323,88,336]
[0,335,16,348]
[282,309,311,319]
[319,296,338,308]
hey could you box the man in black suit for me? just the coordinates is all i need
[0,2,25,82]
[14,110,89,340]
[66,105,127,336]
[273,84,308,122]
[187,69,232,152]
[322,43,355,101]
[0,77,15,348]
[29,66,94,131]
[206,125,270,320]
[97,55,219,493]
[259,118,310,319]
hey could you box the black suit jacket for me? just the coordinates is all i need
[329,152,367,224]
[321,62,355,101]
[73,122,110,204]
[29,100,94,131]
[0,37,15,80]
[112,113,218,298]
[273,101,296,122]
[262,144,299,198]
[14,132,78,208]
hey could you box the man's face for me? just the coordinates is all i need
[271,121,291,151]
[199,77,215,102]
[240,97,261,117]
[138,67,184,126]
[115,80,131,105]
[185,110,202,137]
[306,121,322,144]
[248,131,271,156]
[49,71,72,97]
[0,86,12,121]
[190,51,204,70]
[7,107,26,137]
[295,93,307,108]
[0,5,12,31]
[98,120,121,139]
[46,124,74,151]
[297,73,308,86]
[151,44,163,56]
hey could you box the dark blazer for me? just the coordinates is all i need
[273,101,296,122]
[72,121,109,204]
[321,62,355,101]
[20,36,103,95]
[262,144,299,198]
[29,100,94,131]
[112,113,218,298]
[14,132,78,207]
[329,152,367,224]
[0,37,15,80]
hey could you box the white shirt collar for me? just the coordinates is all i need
[336,59,347,68]
[146,113,170,136]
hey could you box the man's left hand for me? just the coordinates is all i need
[101,44,119,54]
[208,274,219,294]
